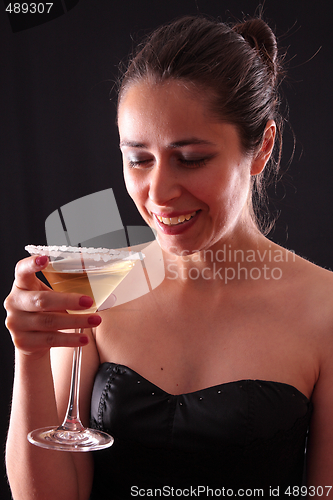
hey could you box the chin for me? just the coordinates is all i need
[156,238,199,257]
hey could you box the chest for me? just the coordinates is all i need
[95,283,317,399]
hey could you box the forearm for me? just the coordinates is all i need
[6,349,85,500]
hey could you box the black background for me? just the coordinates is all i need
[0,1,332,497]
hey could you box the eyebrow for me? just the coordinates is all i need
[119,138,216,149]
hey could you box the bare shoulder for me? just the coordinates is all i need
[272,243,333,318]
[289,249,333,351]
[291,249,333,282]
[290,251,333,314]
[268,247,333,485]
[284,249,333,346]
[294,257,333,485]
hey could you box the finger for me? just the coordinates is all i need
[13,329,91,353]
[14,255,49,291]
[9,288,96,313]
[6,309,101,336]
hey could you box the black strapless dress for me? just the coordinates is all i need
[89,363,312,499]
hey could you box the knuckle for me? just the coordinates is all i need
[42,314,56,330]
[3,291,18,312]
[32,292,48,311]
[4,314,14,332]
[4,310,20,334]
[3,294,12,312]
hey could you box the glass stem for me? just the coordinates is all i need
[60,329,84,432]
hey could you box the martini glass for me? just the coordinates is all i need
[25,244,141,452]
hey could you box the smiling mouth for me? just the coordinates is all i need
[155,211,197,226]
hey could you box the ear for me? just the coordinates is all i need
[250,120,276,176]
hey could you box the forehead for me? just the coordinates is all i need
[118,80,228,144]
[119,81,200,116]
[118,79,203,112]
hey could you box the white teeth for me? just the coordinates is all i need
[156,212,197,226]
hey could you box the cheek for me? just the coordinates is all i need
[191,173,229,208]
[201,168,250,214]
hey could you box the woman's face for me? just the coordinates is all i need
[118,80,257,256]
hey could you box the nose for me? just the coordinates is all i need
[148,160,182,206]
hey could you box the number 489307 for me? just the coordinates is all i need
[284,486,332,497]
[5,3,53,14]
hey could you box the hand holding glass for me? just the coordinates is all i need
[25,245,141,452]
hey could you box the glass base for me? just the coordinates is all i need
[27,426,114,452]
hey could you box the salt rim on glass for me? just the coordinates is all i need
[25,245,143,263]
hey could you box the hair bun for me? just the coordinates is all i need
[233,18,278,81]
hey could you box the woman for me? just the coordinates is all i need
[4,14,333,499]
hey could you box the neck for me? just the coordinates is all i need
[162,227,277,287]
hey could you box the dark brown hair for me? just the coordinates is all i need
[118,15,285,233]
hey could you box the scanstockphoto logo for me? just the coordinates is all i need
[45,188,165,307]
[166,245,296,282]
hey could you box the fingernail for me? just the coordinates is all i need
[80,336,89,345]
[79,296,93,308]
[88,315,101,326]
[35,255,48,267]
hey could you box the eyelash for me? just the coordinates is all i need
[179,158,208,168]
[128,160,149,168]
[127,158,208,169]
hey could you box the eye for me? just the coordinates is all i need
[128,159,149,168]
[178,157,209,168]
[126,157,154,168]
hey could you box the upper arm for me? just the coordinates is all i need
[306,337,333,492]
[50,329,100,500]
